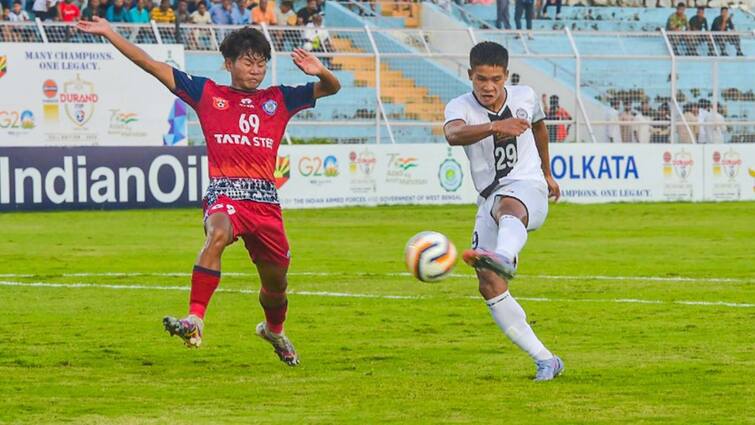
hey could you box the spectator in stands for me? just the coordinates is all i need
[688,6,715,56]
[495,0,510,29]
[688,6,707,30]
[128,0,149,22]
[316,0,324,13]
[514,0,533,31]
[231,0,249,24]
[176,0,192,22]
[81,0,105,20]
[275,0,296,26]
[105,0,129,22]
[651,102,670,143]
[542,0,560,20]
[303,13,331,52]
[297,0,318,25]
[151,0,176,22]
[546,95,571,143]
[697,98,710,143]
[632,104,651,144]
[210,0,234,24]
[677,103,698,143]
[619,101,634,143]
[58,0,80,21]
[190,0,211,23]
[606,98,621,143]
[706,103,726,143]
[251,0,275,24]
[666,3,693,55]
[185,0,200,13]
[8,0,30,20]
[711,7,744,56]
[32,0,58,21]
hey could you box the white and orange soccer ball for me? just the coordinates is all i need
[404,231,457,282]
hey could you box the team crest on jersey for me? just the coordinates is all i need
[212,96,229,110]
[262,99,278,115]
[515,108,528,120]
[240,98,254,108]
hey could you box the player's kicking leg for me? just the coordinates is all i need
[164,212,233,348]
[254,260,299,366]
[464,194,563,381]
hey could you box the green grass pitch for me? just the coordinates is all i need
[1,202,753,424]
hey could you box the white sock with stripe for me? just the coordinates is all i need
[486,290,553,361]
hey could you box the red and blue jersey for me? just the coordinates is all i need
[171,68,315,182]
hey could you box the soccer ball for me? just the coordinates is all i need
[404,231,457,282]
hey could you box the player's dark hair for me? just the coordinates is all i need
[219,27,271,62]
[676,2,685,7]
[469,41,509,70]
[696,6,704,11]
[282,0,293,6]
[720,6,728,11]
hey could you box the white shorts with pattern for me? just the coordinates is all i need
[472,179,549,252]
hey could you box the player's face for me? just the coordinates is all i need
[226,52,267,91]
[468,65,508,110]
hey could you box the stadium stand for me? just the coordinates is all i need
[1,0,753,143]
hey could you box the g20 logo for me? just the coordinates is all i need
[0,110,35,129]
[298,155,339,177]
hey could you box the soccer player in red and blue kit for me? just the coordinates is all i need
[77,18,341,366]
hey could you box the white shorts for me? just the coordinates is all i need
[472,179,549,251]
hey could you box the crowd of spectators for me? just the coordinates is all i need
[666,3,744,56]
[604,97,727,144]
[1,0,334,52]
[0,0,327,27]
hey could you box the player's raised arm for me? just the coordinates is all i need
[77,17,175,92]
[532,119,560,202]
[291,48,340,99]
[444,119,529,146]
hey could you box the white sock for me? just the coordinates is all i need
[494,215,527,261]
[486,290,553,361]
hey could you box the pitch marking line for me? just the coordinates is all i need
[0,272,750,284]
[0,280,752,309]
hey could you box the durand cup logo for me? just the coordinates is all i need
[61,75,98,127]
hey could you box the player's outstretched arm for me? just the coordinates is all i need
[77,17,175,92]
[444,118,529,146]
[532,120,560,202]
[291,48,340,99]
